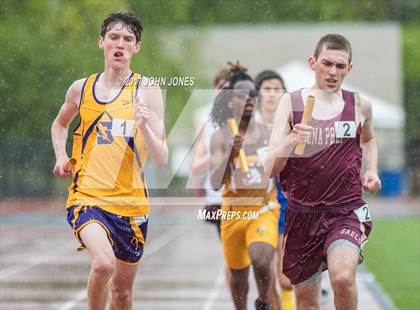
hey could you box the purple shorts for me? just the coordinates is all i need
[67,205,148,265]
[283,204,372,284]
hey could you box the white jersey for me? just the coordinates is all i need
[202,119,223,205]
[254,109,262,123]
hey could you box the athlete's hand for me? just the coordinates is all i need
[289,123,313,146]
[362,170,381,193]
[135,96,150,130]
[53,154,72,179]
[229,134,244,155]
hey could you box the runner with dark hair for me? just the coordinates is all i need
[211,63,280,310]
[52,11,167,309]
[265,34,381,310]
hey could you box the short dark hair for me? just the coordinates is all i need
[101,11,143,42]
[255,70,287,92]
[211,61,254,126]
[226,62,253,89]
[314,34,352,63]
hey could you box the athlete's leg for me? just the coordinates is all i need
[221,215,250,309]
[225,266,232,292]
[217,220,233,294]
[277,234,294,310]
[229,266,250,310]
[327,243,359,310]
[109,260,139,310]
[268,253,280,310]
[294,272,321,310]
[278,234,293,290]
[249,241,275,305]
[320,271,330,303]
[79,222,116,310]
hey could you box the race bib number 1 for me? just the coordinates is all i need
[335,121,356,138]
[111,119,135,137]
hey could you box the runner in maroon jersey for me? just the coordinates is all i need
[265,34,381,310]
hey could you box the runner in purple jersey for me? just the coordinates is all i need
[264,34,381,310]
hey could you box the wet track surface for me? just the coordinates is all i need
[0,202,395,309]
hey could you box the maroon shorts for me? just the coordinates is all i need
[283,204,372,284]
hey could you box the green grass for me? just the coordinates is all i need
[364,217,420,310]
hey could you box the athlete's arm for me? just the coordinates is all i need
[136,78,168,167]
[264,94,312,177]
[208,129,230,190]
[360,95,381,193]
[51,78,85,178]
[191,123,210,176]
[209,130,226,190]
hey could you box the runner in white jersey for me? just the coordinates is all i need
[191,68,230,234]
[190,68,233,295]
[255,70,294,310]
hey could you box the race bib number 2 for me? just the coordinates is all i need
[335,121,356,138]
[354,204,372,223]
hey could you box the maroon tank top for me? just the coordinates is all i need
[280,89,366,210]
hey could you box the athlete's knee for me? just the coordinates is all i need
[249,243,274,263]
[91,257,115,280]
[252,256,272,276]
[330,270,355,295]
[111,287,132,305]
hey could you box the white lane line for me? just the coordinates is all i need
[142,225,189,259]
[55,225,190,310]
[202,268,225,310]
[0,246,72,280]
[57,290,87,310]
